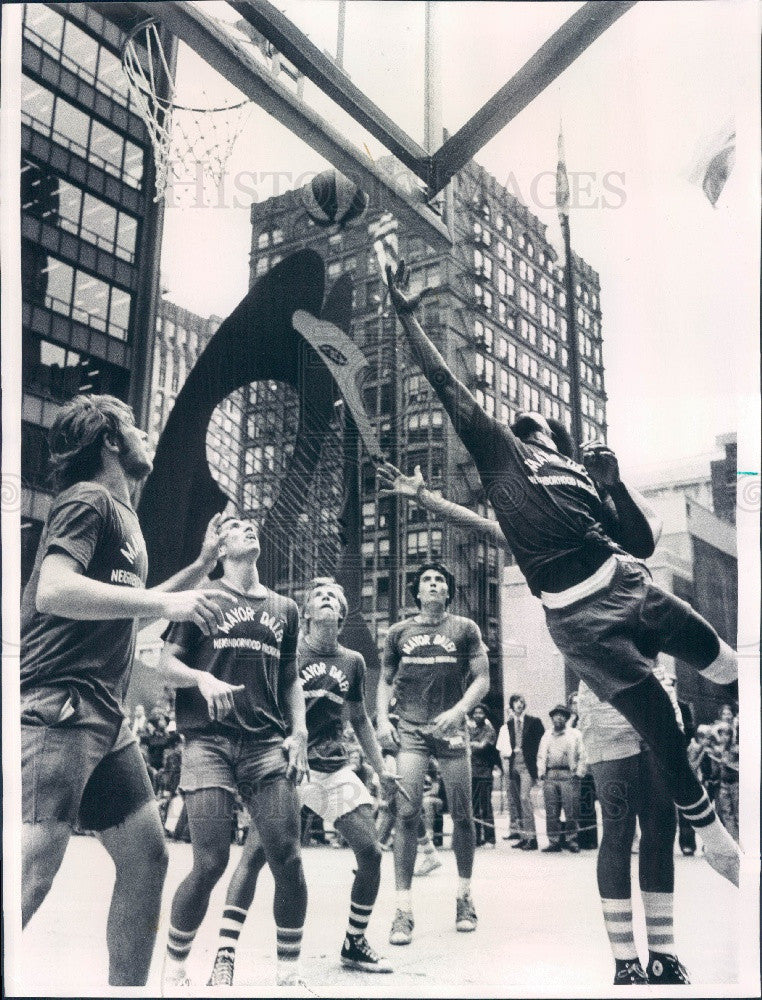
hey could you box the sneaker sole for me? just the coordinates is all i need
[456,922,477,932]
[341,957,393,973]
[389,935,413,945]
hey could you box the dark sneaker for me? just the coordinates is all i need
[455,892,478,932]
[613,960,648,985]
[647,953,691,984]
[541,843,563,853]
[566,842,581,853]
[504,832,522,841]
[511,839,528,849]
[519,839,538,851]
[207,949,235,986]
[341,934,392,973]
[389,909,414,945]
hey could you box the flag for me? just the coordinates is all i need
[556,128,570,219]
[686,119,736,207]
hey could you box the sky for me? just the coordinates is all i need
[159,1,760,474]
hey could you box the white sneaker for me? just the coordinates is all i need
[161,962,191,996]
[414,852,442,877]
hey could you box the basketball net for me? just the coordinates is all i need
[121,20,252,202]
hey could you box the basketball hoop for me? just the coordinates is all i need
[121,19,253,202]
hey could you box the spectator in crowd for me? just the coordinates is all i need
[567,691,597,850]
[538,704,585,853]
[468,705,498,847]
[715,723,739,842]
[497,694,544,850]
[143,710,173,773]
[131,704,147,740]
[688,724,719,801]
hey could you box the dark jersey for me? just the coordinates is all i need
[383,613,486,725]
[299,638,365,773]
[165,582,299,740]
[21,482,148,724]
[458,405,627,595]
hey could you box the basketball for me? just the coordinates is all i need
[300,170,368,229]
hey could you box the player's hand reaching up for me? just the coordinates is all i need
[377,461,425,500]
[385,261,436,316]
[197,672,245,721]
[159,589,236,635]
[284,729,310,785]
[197,512,226,569]
[581,442,621,487]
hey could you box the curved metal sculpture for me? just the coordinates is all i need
[137,249,381,677]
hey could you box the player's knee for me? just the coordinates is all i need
[354,838,382,874]
[270,845,303,886]
[195,846,229,885]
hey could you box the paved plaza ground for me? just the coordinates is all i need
[11,808,753,999]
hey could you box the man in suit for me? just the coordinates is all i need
[497,694,544,849]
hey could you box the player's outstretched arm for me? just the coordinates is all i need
[582,443,663,557]
[378,461,506,544]
[36,552,236,632]
[386,261,480,432]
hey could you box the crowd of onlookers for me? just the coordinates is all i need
[120,690,740,850]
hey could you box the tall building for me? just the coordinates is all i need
[149,298,243,502]
[242,160,607,715]
[19,2,173,584]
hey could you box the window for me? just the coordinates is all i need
[500,369,508,395]
[509,373,518,401]
[257,232,270,249]
[530,357,538,380]
[531,387,539,410]
[550,372,559,396]
[62,21,99,78]
[521,353,529,376]
[272,227,284,245]
[498,268,507,295]
[484,358,494,386]
[508,343,517,368]
[500,402,510,425]
[482,289,493,313]
[82,191,117,249]
[522,382,531,411]
[485,394,495,417]
[54,95,90,149]
[483,326,493,351]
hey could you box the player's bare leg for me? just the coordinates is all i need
[97,801,169,986]
[22,821,71,927]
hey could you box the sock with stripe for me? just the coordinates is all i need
[216,905,247,958]
[600,899,638,962]
[347,900,373,939]
[276,925,304,983]
[165,924,197,976]
[678,792,736,851]
[642,891,675,959]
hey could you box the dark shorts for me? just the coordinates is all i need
[544,558,720,702]
[180,730,289,801]
[397,717,470,760]
[22,687,154,831]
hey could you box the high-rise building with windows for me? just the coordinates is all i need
[149,299,243,503]
[243,160,607,715]
[20,2,172,584]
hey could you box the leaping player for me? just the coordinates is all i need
[383,260,740,886]
[376,562,490,946]
[158,516,309,992]
[206,576,398,983]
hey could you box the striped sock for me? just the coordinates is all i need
[642,891,674,955]
[601,899,638,961]
[347,900,373,938]
[677,790,716,829]
[217,905,247,956]
[276,925,303,972]
[166,924,197,971]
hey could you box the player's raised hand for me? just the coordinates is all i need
[197,512,225,568]
[196,672,245,721]
[377,461,425,500]
[581,441,621,487]
[284,730,310,785]
[159,589,236,635]
[385,261,436,316]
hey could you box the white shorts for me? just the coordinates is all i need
[300,765,374,825]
